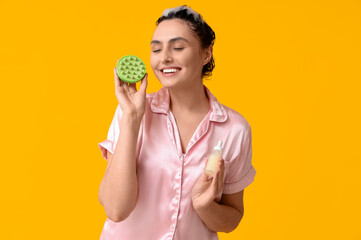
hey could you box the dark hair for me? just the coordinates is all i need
[155,5,216,79]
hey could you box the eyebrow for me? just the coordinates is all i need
[150,37,189,45]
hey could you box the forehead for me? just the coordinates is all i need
[151,19,197,43]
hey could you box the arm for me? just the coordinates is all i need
[194,123,254,232]
[194,190,244,233]
[98,115,141,222]
[192,157,245,233]
[98,68,148,222]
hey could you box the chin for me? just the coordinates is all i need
[158,80,178,89]
[156,74,182,89]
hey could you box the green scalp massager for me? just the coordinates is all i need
[116,55,146,84]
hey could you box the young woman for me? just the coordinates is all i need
[98,5,256,240]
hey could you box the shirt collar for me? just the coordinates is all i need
[149,85,228,123]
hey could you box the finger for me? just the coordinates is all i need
[218,159,225,190]
[138,73,148,96]
[212,170,222,198]
[114,68,132,105]
[220,158,225,179]
[128,82,137,94]
[216,156,222,172]
[219,157,224,171]
[211,168,219,193]
[114,67,124,90]
[213,157,222,192]
[122,81,131,94]
[113,64,130,94]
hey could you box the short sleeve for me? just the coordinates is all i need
[98,104,123,161]
[223,123,256,194]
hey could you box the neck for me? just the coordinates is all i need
[168,82,210,114]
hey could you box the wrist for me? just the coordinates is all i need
[193,200,215,213]
[121,113,143,128]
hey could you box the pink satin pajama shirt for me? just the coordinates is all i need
[98,85,256,240]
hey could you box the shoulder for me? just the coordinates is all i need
[222,104,251,134]
[219,104,252,162]
[206,85,251,134]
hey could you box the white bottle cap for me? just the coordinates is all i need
[213,140,223,151]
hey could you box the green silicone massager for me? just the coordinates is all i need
[116,55,146,84]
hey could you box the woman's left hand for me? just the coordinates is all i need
[191,157,225,211]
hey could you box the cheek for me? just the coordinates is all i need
[149,55,157,70]
[183,51,202,68]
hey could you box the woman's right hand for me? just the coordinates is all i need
[114,67,148,121]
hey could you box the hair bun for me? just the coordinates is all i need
[161,5,202,22]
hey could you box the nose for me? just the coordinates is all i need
[161,48,173,64]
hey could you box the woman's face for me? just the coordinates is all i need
[150,19,211,89]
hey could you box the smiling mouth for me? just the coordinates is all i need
[161,68,181,73]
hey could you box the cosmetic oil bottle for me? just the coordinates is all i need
[204,141,223,177]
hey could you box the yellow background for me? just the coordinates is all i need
[1,0,360,239]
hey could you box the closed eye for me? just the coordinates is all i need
[152,48,183,53]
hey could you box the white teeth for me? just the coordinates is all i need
[162,68,179,73]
